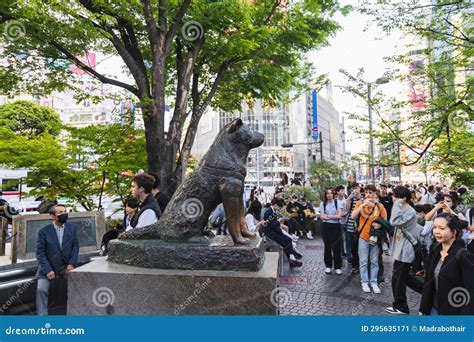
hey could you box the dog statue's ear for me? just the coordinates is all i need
[227,118,243,134]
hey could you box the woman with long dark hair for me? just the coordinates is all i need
[319,188,342,274]
[419,213,474,315]
[245,200,265,234]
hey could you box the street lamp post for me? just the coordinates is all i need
[282,140,321,183]
[367,82,375,184]
[319,132,323,161]
[271,154,274,187]
[367,77,389,184]
[397,140,402,183]
[256,147,260,187]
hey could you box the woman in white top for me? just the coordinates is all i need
[245,200,266,233]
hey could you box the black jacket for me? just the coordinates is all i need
[263,207,284,237]
[131,194,162,228]
[154,192,170,213]
[419,240,474,315]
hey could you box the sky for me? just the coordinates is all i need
[308,0,402,153]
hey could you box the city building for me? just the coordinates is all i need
[191,84,345,186]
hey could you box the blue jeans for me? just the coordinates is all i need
[340,222,348,255]
[358,237,379,284]
[36,278,51,315]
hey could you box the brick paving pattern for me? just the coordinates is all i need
[274,237,421,316]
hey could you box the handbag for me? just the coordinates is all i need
[400,227,428,261]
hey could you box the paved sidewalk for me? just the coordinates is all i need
[276,237,422,315]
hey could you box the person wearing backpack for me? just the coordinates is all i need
[386,185,424,315]
[351,184,387,293]
[419,213,474,315]
[319,188,343,275]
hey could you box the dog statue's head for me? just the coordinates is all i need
[201,118,264,171]
[226,118,264,150]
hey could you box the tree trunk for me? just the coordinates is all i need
[141,97,179,199]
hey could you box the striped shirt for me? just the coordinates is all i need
[345,195,364,232]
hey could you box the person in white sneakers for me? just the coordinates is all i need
[351,184,387,294]
[319,189,343,275]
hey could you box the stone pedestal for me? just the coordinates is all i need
[67,252,279,315]
[107,235,266,271]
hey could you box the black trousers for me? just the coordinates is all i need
[391,260,424,313]
[217,223,228,235]
[263,227,294,258]
[288,218,305,234]
[350,231,359,269]
[378,247,384,281]
[322,222,342,269]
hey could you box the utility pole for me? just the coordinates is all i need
[367,83,375,184]
[319,132,323,161]
[397,140,402,183]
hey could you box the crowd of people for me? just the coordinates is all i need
[33,171,473,316]
[238,181,473,315]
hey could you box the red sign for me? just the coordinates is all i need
[71,52,96,75]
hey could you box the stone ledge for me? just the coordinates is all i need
[107,235,265,271]
[67,252,279,315]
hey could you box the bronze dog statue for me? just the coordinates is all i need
[119,118,264,245]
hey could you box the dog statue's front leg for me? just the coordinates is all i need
[219,180,248,245]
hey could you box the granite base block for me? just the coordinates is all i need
[67,252,279,315]
[107,235,265,271]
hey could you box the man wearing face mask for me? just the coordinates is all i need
[35,204,79,315]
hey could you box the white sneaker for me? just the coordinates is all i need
[361,283,371,293]
[324,267,331,274]
[291,234,299,241]
[306,231,314,240]
[371,284,381,294]
[385,307,408,315]
[335,269,343,275]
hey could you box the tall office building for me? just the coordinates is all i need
[191,85,345,186]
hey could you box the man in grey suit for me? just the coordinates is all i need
[35,205,79,315]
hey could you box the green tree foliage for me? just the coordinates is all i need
[0,121,147,210]
[0,0,348,196]
[0,100,62,137]
[284,184,320,203]
[340,1,473,185]
[308,160,345,199]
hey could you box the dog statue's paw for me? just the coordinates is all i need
[241,230,257,238]
[232,237,250,245]
[119,224,160,240]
